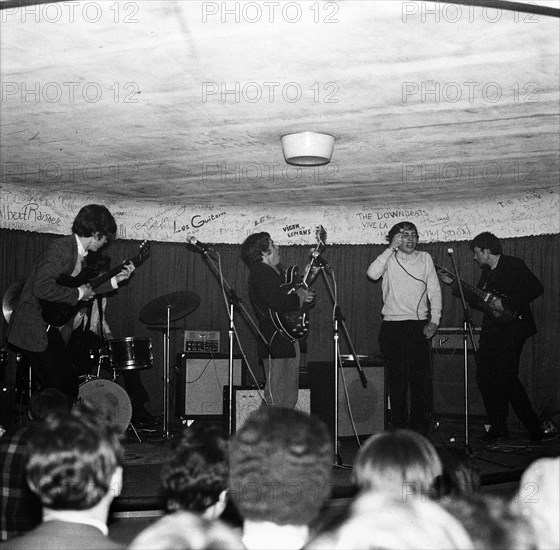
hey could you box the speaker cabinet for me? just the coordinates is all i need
[224,386,311,432]
[308,361,386,438]
[431,350,485,416]
[175,353,242,419]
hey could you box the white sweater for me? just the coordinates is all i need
[367,248,442,324]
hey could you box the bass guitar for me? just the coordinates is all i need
[41,241,151,327]
[269,226,327,341]
[435,263,519,326]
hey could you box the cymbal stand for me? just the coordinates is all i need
[315,259,366,468]
[162,303,171,438]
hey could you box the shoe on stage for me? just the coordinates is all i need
[478,428,509,443]
[131,404,159,427]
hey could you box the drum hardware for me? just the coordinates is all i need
[139,291,201,438]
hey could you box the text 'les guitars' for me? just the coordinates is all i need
[435,263,518,326]
[41,241,151,327]
[270,226,327,341]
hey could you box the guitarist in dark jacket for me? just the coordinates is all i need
[241,232,315,409]
[7,204,134,404]
[441,232,544,442]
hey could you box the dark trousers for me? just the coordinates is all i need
[25,327,79,404]
[379,320,431,434]
[476,328,540,434]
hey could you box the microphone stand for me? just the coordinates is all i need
[447,250,478,453]
[315,258,366,467]
[196,250,269,435]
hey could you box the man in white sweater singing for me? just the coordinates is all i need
[367,222,442,435]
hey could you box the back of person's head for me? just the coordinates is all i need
[470,232,502,254]
[128,510,243,550]
[307,491,474,550]
[241,232,271,266]
[442,493,537,550]
[28,387,72,421]
[511,457,560,549]
[25,401,124,510]
[160,422,228,513]
[72,204,117,240]
[386,221,419,243]
[432,445,481,500]
[353,429,443,497]
[229,406,332,526]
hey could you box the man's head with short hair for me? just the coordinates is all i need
[25,402,124,511]
[229,406,332,526]
[470,232,502,255]
[353,429,443,496]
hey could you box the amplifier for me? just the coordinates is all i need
[183,330,220,353]
[432,327,481,350]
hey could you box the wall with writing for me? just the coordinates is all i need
[1,184,558,244]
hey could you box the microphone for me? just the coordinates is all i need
[447,248,454,254]
[187,236,215,254]
[311,250,329,268]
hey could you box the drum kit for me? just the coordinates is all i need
[2,282,200,439]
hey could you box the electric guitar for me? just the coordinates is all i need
[269,226,327,341]
[41,241,151,327]
[435,263,519,326]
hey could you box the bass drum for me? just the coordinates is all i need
[78,378,132,433]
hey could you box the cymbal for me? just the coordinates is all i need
[2,279,25,325]
[139,291,201,325]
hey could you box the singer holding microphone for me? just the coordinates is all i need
[367,221,442,435]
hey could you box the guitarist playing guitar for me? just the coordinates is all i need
[241,230,318,409]
[7,204,135,404]
[438,231,544,443]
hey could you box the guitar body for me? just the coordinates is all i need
[40,241,151,327]
[269,266,310,341]
[268,227,327,341]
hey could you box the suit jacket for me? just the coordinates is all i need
[247,262,301,360]
[7,235,114,353]
[476,254,543,340]
[1,520,123,550]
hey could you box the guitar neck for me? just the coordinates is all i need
[436,265,488,301]
[89,250,143,289]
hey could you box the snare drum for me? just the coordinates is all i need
[108,337,153,371]
[78,378,132,433]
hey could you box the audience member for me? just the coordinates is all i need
[511,457,560,549]
[2,401,124,549]
[353,429,443,498]
[229,406,332,550]
[160,422,238,523]
[306,491,474,549]
[0,388,70,541]
[441,493,537,550]
[432,445,481,500]
[127,511,244,550]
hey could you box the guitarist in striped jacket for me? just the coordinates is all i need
[241,232,316,409]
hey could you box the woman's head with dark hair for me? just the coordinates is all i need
[72,204,117,241]
[240,232,272,266]
[160,423,229,513]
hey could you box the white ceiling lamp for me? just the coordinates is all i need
[281,131,335,166]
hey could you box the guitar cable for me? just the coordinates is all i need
[394,253,428,321]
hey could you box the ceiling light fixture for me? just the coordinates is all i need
[281,131,335,166]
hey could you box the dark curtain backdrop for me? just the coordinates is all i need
[1,229,558,422]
